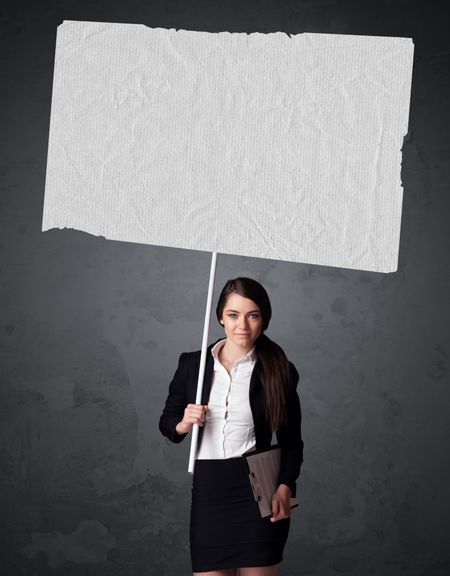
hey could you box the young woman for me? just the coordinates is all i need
[159,277,303,576]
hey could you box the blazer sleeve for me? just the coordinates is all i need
[159,352,190,443]
[275,361,304,497]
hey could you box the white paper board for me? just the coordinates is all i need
[42,21,414,272]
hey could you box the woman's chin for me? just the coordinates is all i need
[231,335,254,348]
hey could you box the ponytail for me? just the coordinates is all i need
[255,333,290,432]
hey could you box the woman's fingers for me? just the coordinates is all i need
[185,403,208,426]
[270,494,289,522]
[271,498,280,522]
[176,404,208,435]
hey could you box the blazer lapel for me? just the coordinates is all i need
[201,351,215,405]
[249,358,262,393]
[193,339,218,405]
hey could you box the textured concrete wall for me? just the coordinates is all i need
[1,1,449,575]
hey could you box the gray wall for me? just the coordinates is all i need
[1,1,449,575]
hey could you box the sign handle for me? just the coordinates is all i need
[188,251,218,474]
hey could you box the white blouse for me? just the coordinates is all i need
[196,338,257,459]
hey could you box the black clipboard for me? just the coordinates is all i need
[242,444,299,519]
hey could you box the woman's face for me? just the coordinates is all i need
[220,292,263,350]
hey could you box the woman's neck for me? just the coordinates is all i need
[219,339,253,366]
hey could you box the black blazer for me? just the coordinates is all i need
[159,338,304,497]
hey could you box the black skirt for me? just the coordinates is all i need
[190,457,290,572]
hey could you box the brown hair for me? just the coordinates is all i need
[216,277,290,431]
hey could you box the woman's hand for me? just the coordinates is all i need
[176,404,208,435]
[270,483,292,522]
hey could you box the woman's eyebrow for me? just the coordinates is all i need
[226,309,260,314]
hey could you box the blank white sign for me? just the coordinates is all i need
[42,21,414,272]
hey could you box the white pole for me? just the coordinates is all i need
[188,251,218,474]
